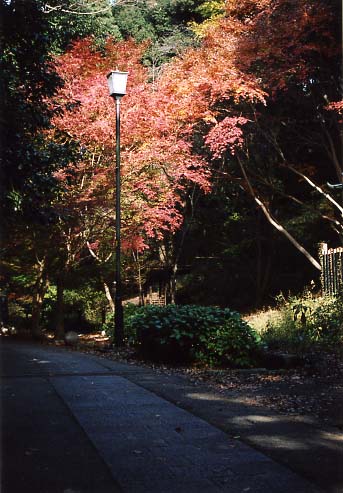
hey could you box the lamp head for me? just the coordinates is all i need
[107,70,129,98]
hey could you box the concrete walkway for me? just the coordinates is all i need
[1,339,341,492]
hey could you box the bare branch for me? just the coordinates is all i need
[255,174,343,231]
[43,0,135,15]
[87,240,112,263]
[322,125,342,183]
[237,156,322,271]
[87,240,100,260]
[285,164,343,218]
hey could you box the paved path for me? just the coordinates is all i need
[0,339,339,492]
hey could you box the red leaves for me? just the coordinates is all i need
[51,0,338,255]
[205,117,249,159]
[228,0,338,94]
[52,37,211,251]
[87,239,100,252]
[54,37,149,148]
[326,101,343,114]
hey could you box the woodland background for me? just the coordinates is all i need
[0,0,342,340]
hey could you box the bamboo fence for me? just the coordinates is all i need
[320,243,343,295]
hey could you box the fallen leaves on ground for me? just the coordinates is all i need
[55,332,343,429]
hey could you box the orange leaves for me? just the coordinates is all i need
[51,0,338,253]
[326,101,343,114]
[205,117,249,159]
[152,8,267,166]
[52,37,211,250]
[229,0,339,94]
[54,37,148,148]
[158,13,265,132]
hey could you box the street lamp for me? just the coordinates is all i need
[107,70,129,347]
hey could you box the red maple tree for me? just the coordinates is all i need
[53,37,211,256]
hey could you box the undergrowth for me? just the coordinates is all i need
[246,291,343,353]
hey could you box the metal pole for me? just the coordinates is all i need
[114,96,124,346]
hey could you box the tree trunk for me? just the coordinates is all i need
[169,264,177,304]
[103,281,115,315]
[254,213,273,307]
[255,211,263,306]
[0,293,9,326]
[31,260,49,340]
[54,275,65,340]
[137,260,144,306]
[101,308,106,325]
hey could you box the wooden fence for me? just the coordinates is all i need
[320,243,343,295]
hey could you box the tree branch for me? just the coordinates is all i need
[237,156,322,271]
[284,164,343,218]
[87,240,112,263]
[43,0,135,15]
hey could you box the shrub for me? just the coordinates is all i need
[102,303,141,342]
[310,295,343,349]
[126,304,260,367]
[41,286,107,332]
[257,292,343,353]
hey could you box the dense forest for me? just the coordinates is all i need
[0,0,342,340]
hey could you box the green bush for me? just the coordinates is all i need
[41,286,108,332]
[259,292,343,353]
[126,304,260,367]
[310,295,343,348]
[101,303,142,341]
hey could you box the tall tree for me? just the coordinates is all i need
[0,0,66,221]
[226,0,342,261]
[159,0,341,275]
[50,36,210,311]
[0,0,81,337]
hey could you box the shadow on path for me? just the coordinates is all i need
[1,339,342,492]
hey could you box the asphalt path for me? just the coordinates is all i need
[0,339,338,492]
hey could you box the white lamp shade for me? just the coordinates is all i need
[107,70,129,97]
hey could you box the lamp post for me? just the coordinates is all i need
[107,70,128,347]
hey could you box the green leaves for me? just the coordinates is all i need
[261,292,343,352]
[0,0,76,226]
[126,304,260,366]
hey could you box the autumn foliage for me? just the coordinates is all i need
[53,0,341,264]
[53,37,211,253]
[3,0,342,339]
